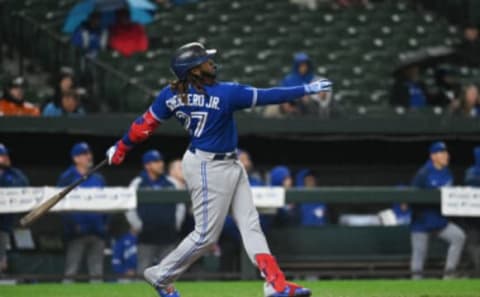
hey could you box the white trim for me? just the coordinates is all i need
[251,87,258,108]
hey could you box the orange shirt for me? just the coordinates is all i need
[0,99,40,116]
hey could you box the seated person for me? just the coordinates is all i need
[0,76,40,116]
[109,9,149,57]
[390,65,428,109]
[456,24,480,66]
[71,12,108,58]
[43,89,86,116]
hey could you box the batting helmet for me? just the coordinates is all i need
[170,42,217,80]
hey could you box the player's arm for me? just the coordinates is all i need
[106,110,161,165]
[229,79,332,110]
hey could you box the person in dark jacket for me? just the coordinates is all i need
[410,141,466,279]
[463,146,480,274]
[456,24,480,66]
[390,65,428,109]
[71,12,108,58]
[126,150,177,273]
[60,142,107,280]
[0,143,29,274]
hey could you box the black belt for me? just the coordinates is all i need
[188,146,237,161]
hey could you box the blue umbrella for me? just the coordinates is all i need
[63,0,156,33]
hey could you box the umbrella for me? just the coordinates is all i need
[392,45,455,75]
[63,0,156,33]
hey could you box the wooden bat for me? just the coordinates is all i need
[19,159,108,227]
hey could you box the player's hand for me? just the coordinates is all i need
[304,79,332,94]
[106,141,130,165]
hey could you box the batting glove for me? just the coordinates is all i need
[304,79,332,94]
[106,141,130,165]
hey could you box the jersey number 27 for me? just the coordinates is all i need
[176,111,208,137]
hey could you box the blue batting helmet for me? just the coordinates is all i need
[170,42,217,80]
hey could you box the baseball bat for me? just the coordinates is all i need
[19,158,109,227]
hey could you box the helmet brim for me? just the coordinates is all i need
[206,49,217,56]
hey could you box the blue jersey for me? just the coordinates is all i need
[112,232,138,275]
[150,82,258,153]
[410,160,452,232]
[124,82,304,153]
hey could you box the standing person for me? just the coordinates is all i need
[410,141,466,279]
[166,159,186,189]
[60,142,107,281]
[0,143,29,274]
[106,42,331,297]
[128,150,179,274]
[238,149,264,186]
[463,146,480,274]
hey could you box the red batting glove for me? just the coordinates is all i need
[106,140,130,165]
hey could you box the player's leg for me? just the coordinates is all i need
[410,231,429,279]
[86,235,105,280]
[64,237,87,278]
[437,222,466,278]
[231,163,311,297]
[144,152,238,295]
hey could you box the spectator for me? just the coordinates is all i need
[456,24,480,66]
[60,142,107,281]
[43,89,86,117]
[0,76,40,116]
[127,150,178,273]
[0,143,29,274]
[410,141,466,279]
[109,9,149,57]
[238,149,264,186]
[269,166,293,188]
[71,12,108,58]
[390,65,428,109]
[269,166,295,226]
[431,68,461,108]
[46,67,76,109]
[295,169,327,226]
[463,146,480,274]
[451,84,480,117]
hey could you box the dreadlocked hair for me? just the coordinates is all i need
[170,72,207,104]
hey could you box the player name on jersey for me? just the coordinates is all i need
[166,94,221,111]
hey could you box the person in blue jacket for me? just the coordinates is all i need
[0,143,29,274]
[126,150,178,274]
[410,141,466,279]
[71,13,108,58]
[60,142,107,280]
[295,169,327,226]
[110,213,138,277]
[463,146,480,273]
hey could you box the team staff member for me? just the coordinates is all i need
[107,42,331,297]
[127,150,179,274]
[410,141,466,279]
[0,143,29,274]
[59,142,107,280]
[464,146,480,273]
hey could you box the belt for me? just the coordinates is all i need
[188,146,237,161]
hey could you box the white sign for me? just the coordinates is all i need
[441,187,480,217]
[251,187,286,208]
[0,187,137,213]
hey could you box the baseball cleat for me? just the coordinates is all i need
[264,281,312,297]
[156,286,180,297]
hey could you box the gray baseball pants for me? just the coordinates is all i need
[64,235,105,279]
[144,150,270,287]
[411,222,466,277]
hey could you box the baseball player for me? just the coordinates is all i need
[106,42,332,297]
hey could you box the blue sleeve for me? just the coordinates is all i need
[124,236,138,271]
[42,103,58,116]
[57,172,72,187]
[149,89,173,121]
[228,83,306,111]
[111,239,125,274]
[411,168,427,188]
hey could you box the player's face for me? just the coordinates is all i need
[298,62,309,75]
[146,160,165,176]
[74,152,93,169]
[431,151,449,168]
[304,175,316,188]
[0,154,11,168]
[198,59,217,78]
